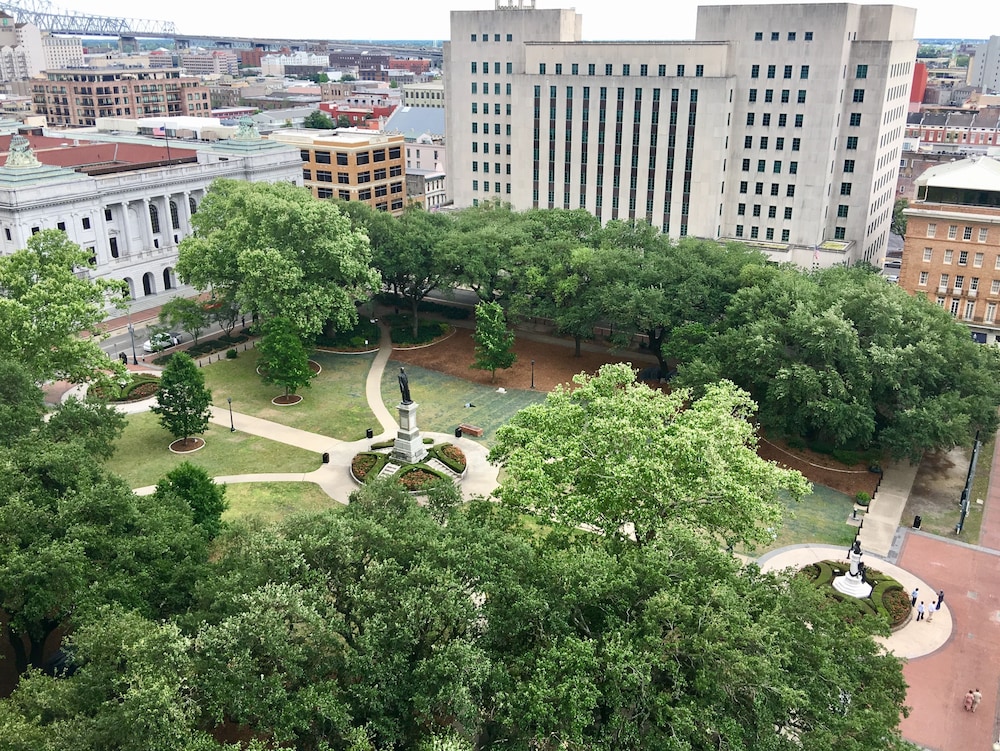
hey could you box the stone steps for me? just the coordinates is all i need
[426,457,461,479]
[378,462,401,478]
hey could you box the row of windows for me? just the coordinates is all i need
[921,273,1000,297]
[470,33,514,42]
[538,62,705,78]
[931,295,998,323]
[472,142,511,155]
[303,166,403,183]
[749,88,807,104]
[735,225,792,242]
[738,204,795,220]
[738,181,797,197]
[753,31,815,41]
[740,159,799,174]
[751,64,809,80]
[743,136,802,150]
[746,112,804,127]
[471,82,511,95]
[922,245,995,263]
[300,146,402,165]
[925,223,990,242]
[472,102,511,115]
[472,180,512,194]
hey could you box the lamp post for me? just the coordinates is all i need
[124,301,138,365]
[530,359,535,390]
[227,397,235,432]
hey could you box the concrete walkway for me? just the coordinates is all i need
[860,461,921,557]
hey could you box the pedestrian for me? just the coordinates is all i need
[911,587,919,607]
[973,688,982,713]
[937,590,945,608]
[917,601,925,621]
[927,600,936,622]
[965,690,975,711]
[119,351,128,365]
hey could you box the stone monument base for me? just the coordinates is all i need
[832,573,873,599]
[392,401,427,464]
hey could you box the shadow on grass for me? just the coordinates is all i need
[222,481,345,524]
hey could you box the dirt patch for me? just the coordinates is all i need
[757,438,880,497]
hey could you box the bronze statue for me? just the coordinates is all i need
[398,367,412,404]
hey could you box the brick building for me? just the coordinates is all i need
[267,129,406,214]
[32,67,211,126]
[898,157,1000,343]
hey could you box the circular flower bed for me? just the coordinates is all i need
[90,374,160,403]
[395,466,447,491]
[798,560,909,630]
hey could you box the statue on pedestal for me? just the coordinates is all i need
[398,367,412,404]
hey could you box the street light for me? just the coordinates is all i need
[530,359,535,390]
[124,300,138,365]
[227,397,235,432]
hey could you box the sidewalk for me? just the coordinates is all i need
[861,461,921,557]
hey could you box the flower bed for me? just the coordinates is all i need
[90,374,160,403]
[351,452,388,482]
[798,559,909,630]
[395,465,451,491]
[430,443,467,473]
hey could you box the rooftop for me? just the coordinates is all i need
[916,156,1000,192]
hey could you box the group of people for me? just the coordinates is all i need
[910,586,944,623]
[964,688,983,713]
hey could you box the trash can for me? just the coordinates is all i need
[322,452,330,464]
[366,428,374,439]
[455,427,463,438]
[913,515,922,529]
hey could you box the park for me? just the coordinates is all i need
[3,181,1000,749]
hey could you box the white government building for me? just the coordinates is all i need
[445,1,917,267]
[0,118,301,302]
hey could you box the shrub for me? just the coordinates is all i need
[430,443,467,473]
[395,465,451,491]
[855,491,871,507]
[226,348,238,359]
[352,452,388,482]
[315,319,380,349]
[370,439,394,450]
[391,320,449,346]
[882,587,911,628]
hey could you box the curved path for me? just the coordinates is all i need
[128,322,499,503]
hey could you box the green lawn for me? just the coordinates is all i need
[222,481,344,524]
[104,412,322,489]
[381,360,547,445]
[750,484,858,555]
[201,349,377,440]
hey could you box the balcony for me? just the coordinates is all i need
[969,289,978,298]
[937,286,948,294]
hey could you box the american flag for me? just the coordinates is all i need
[153,126,165,136]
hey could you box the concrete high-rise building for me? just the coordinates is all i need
[970,36,1000,95]
[41,34,84,69]
[0,11,42,82]
[444,1,916,267]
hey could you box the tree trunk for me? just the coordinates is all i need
[411,295,420,338]
[574,334,582,357]
[6,619,60,676]
[645,327,667,370]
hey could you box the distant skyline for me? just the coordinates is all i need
[55,0,996,43]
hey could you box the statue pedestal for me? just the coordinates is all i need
[833,572,873,599]
[392,401,427,464]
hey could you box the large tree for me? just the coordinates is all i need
[0,230,124,383]
[489,363,810,547]
[155,462,228,540]
[176,179,380,341]
[151,352,212,447]
[158,296,210,344]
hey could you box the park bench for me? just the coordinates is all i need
[458,423,485,437]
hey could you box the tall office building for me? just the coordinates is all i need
[445,1,916,266]
[970,36,1000,95]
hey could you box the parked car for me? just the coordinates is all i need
[142,332,182,353]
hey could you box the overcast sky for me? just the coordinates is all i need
[63,0,992,43]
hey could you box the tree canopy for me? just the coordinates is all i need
[151,352,213,445]
[471,301,516,380]
[0,230,124,383]
[257,315,315,398]
[489,363,810,547]
[0,487,909,750]
[176,180,380,341]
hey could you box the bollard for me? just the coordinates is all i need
[366,428,374,439]
[913,515,922,530]
[455,427,463,438]
[322,452,330,464]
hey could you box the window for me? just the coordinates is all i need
[751,64,760,78]
[974,252,984,267]
[472,102,478,114]
[948,224,957,239]
[773,160,782,173]
[800,65,809,79]
[781,89,790,103]
[784,207,793,219]
[754,31,763,40]
[358,189,371,201]
[657,64,665,76]
[57,221,65,231]
[747,112,755,126]
[959,250,969,265]
[760,136,769,149]
[777,114,786,126]
[993,280,1000,294]
[740,181,748,193]
[856,64,868,78]
[989,303,999,322]
[749,89,757,102]
[846,136,858,150]
[786,185,796,197]
[776,137,785,150]
[753,204,762,217]
[507,33,512,41]
[792,138,800,151]
[794,114,803,127]
[972,277,980,291]
[849,113,862,126]
[767,64,776,79]
[317,170,333,183]
[471,82,477,94]
[797,89,806,103]
[742,158,751,171]
[606,64,613,75]
[939,274,950,289]
[834,227,846,240]
[696,64,704,77]
[979,228,989,242]
[148,204,159,233]
[757,159,766,172]
[782,229,790,242]
[804,31,813,40]
[676,64,684,76]
[744,135,753,148]
[788,32,796,41]
[104,208,112,221]
[770,183,780,196]
[944,249,953,264]
[738,203,746,215]
[470,34,476,41]
[338,190,350,200]
[751,226,759,239]
[736,224,744,237]
[762,113,771,126]
[539,63,546,74]
[771,31,780,41]
[789,161,798,174]
[336,152,348,166]
[109,237,118,258]
[923,247,933,261]
[964,226,974,240]
[768,206,777,218]
[852,89,864,103]
[927,223,937,237]
[919,271,928,285]
[837,204,849,218]
[755,182,764,195]
[955,275,965,290]
[338,172,350,184]
[765,89,773,103]
[82,217,91,230]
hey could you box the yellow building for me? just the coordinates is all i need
[268,129,406,214]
